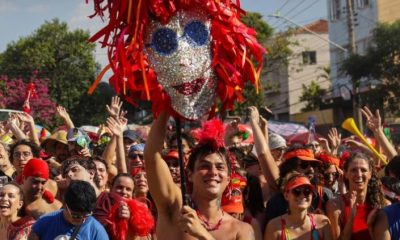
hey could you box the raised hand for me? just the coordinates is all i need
[361,106,382,133]
[328,128,341,150]
[248,106,260,124]
[107,117,125,137]
[106,96,123,118]
[318,137,331,153]
[56,106,71,120]
[16,112,35,125]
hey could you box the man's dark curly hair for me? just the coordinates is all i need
[65,180,96,213]
[10,139,40,161]
[61,157,100,188]
[343,152,385,208]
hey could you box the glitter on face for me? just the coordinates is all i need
[144,9,216,120]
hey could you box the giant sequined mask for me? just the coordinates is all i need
[144,9,216,120]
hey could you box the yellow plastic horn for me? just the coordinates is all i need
[341,118,387,164]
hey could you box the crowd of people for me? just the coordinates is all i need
[0,95,399,240]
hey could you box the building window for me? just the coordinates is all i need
[330,0,341,21]
[354,0,369,9]
[302,51,317,65]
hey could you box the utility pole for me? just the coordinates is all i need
[346,0,363,131]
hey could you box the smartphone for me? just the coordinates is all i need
[259,107,273,120]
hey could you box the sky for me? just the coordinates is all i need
[0,0,328,69]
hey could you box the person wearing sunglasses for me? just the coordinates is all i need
[128,143,145,170]
[264,146,334,226]
[265,172,332,240]
[29,180,109,240]
[317,153,343,195]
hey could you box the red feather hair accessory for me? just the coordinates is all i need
[86,0,266,119]
[197,118,225,150]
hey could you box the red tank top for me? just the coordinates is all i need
[342,197,372,240]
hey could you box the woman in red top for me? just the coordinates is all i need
[326,152,385,240]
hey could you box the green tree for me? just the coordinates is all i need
[0,19,100,126]
[341,20,400,114]
[299,80,327,112]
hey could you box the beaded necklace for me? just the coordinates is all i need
[196,210,224,232]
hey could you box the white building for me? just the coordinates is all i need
[264,19,331,122]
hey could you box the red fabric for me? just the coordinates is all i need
[42,190,55,204]
[342,197,372,240]
[23,158,49,180]
[87,0,266,120]
[22,106,31,114]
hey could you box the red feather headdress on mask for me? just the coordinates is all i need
[87,0,266,119]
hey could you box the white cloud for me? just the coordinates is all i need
[0,0,18,13]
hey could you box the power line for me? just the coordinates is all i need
[268,0,292,26]
[271,0,307,29]
[287,0,320,21]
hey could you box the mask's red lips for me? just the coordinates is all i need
[172,78,206,95]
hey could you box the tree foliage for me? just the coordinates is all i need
[299,80,326,112]
[0,19,101,126]
[341,20,400,114]
[0,74,57,126]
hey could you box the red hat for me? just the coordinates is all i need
[23,158,49,180]
[164,150,179,161]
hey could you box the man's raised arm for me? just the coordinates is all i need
[144,111,182,210]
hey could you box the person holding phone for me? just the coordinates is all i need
[66,128,91,158]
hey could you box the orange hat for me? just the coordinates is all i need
[221,190,244,214]
[285,176,314,192]
[317,153,340,168]
[283,148,320,162]
[221,173,246,214]
[23,158,49,180]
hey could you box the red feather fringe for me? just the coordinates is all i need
[107,198,155,240]
[87,0,266,120]
[197,118,225,149]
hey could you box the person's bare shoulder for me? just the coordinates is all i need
[266,215,282,231]
[232,217,255,240]
[263,216,282,240]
